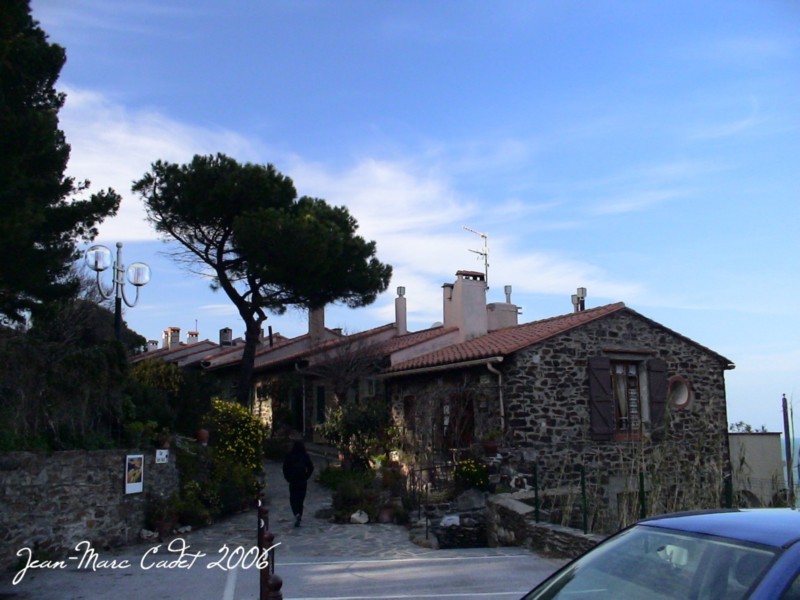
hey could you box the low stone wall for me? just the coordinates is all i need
[487,493,605,559]
[0,449,178,572]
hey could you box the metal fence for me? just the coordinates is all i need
[404,456,798,536]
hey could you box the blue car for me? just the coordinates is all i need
[521,509,800,599]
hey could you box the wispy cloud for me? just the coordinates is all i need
[688,96,763,141]
[60,87,265,241]
[60,87,645,329]
[590,189,688,216]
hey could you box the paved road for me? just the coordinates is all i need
[1,456,564,599]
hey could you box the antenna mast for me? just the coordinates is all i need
[463,226,489,289]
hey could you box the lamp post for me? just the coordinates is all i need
[85,242,150,341]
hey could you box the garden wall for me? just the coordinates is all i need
[487,493,605,559]
[0,449,178,572]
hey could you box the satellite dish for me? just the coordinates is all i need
[431,321,443,328]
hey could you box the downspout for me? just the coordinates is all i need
[486,360,505,433]
[295,362,306,438]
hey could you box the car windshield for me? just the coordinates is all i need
[522,524,778,600]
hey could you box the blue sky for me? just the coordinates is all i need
[31,0,800,432]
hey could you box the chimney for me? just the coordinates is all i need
[487,284,520,331]
[309,307,325,344]
[571,287,587,313]
[219,327,233,346]
[443,270,488,342]
[147,340,159,352]
[187,331,199,344]
[163,326,180,349]
[395,286,407,335]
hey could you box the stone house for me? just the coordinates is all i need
[133,270,736,530]
[380,270,736,530]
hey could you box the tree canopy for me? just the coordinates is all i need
[0,0,121,324]
[133,153,392,404]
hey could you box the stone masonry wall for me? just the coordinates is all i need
[502,311,731,529]
[487,493,605,559]
[0,449,178,571]
[390,310,732,532]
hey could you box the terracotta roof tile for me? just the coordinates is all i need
[385,303,626,373]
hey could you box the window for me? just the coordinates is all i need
[315,386,326,423]
[588,356,668,441]
[613,361,642,433]
[782,572,800,600]
[668,375,692,410]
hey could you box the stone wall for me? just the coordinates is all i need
[426,488,489,549]
[487,493,605,559]
[0,449,178,571]
[502,311,731,529]
[389,309,732,532]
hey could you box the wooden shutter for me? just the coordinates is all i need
[647,358,668,440]
[588,356,614,440]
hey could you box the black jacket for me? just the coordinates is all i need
[282,448,314,484]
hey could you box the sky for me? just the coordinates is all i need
[30,0,800,432]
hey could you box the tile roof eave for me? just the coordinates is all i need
[379,355,505,379]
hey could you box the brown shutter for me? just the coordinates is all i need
[588,356,614,440]
[648,358,668,440]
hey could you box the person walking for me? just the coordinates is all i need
[282,440,314,527]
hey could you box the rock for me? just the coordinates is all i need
[456,488,487,511]
[440,514,460,527]
[350,510,369,524]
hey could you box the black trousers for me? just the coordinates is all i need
[289,480,308,517]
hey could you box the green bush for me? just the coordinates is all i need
[170,400,266,527]
[454,458,489,492]
[319,466,380,521]
[206,398,266,474]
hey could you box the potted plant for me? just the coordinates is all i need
[481,428,502,456]
[146,493,179,539]
[155,427,172,449]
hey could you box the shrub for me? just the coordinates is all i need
[206,398,265,474]
[320,466,380,521]
[454,458,489,492]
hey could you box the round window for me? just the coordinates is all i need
[668,376,692,409]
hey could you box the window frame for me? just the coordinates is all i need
[588,355,668,441]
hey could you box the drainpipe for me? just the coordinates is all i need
[295,363,306,438]
[486,359,505,432]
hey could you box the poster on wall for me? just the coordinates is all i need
[125,454,144,494]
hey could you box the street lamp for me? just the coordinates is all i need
[85,242,150,341]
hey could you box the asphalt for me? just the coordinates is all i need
[1,451,565,599]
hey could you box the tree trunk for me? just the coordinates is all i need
[236,320,262,406]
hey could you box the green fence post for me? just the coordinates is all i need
[533,462,540,523]
[580,465,588,534]
[639,471,647,519]
[724,475,733,508]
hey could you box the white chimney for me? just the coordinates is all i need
[487,284,519,331]
[443,270,488,342]
[163,326,180,349]
[147,340,159,352]
[187,331,199,344]
[395,286,407,335]
[219,327,233,346]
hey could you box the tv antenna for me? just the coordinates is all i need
[463,226,489,289]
